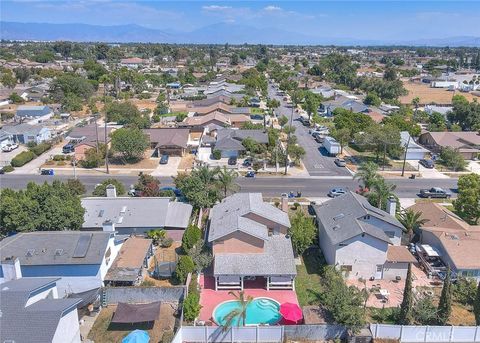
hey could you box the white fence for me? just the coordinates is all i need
[174,326,283,343]
[371,324,480,342]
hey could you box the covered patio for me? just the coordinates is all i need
[214,275,295,291]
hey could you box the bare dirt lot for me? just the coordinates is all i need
[400,81,479,105]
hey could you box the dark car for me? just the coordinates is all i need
[40,169,54,175]
[419,187,451,199]
[245,171,255,178]
[160,186,182,197]
[228,157,237,166]
[419,159,435,169]
[243,158,252,167]
[0,167,4,175]
[159,154,169,164]
[62,143,75,154]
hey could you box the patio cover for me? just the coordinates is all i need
[112,302,161,323]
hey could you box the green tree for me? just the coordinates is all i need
[182,224,202,252]
[440,147,467,171]
[106,101,150,128]
[216,167,239,198]
[278,115,289,128]
[50,73,95,107]
[437,267,452,325]
[453,173,480,224]
[1,70,17,88]
[174,255,195,284]
[110,127,149,163]
[369,178,397,211]
[331,127,351,154]
[398,263,414,324]
[8,92,24,104]
[174,168,220,209]
[92,179,126,196]
[302,91,322,121]
[364,92,381,107]
[398,209,428,242]
[354,162,380,190]
[289,210,317,256]
[134,173,161,197]
[287,144,306,165]
[222,291,253,330]
[183,291,202,322]
[413,295,438,325]
[65,179,86,196]
[474,281,480,325]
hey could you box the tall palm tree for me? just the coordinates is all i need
[371,178,396,210]
[354,162,380,190]
[193,165,218,185]
[398,209,428,242]
[222,291,253,331]
[216,166,239,198]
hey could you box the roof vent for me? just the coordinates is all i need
[120,206,127,214]
[333,213,345,221]
[55,249,64,256]
[332,225,340,231]
[26,249,35,257]
[117,216,124,224]
[98,209,105,218]
[450,234,459,240]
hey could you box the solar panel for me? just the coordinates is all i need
[73,234,93,258]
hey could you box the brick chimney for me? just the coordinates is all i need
[281,196,289,213]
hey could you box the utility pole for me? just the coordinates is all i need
[73,152,77,179]
[382,142,387,171]
[94,113,99,153]
[401,134,411,177]
[284,97,295,175]
[103,85,109,174]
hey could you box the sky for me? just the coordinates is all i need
[1,0,479,40]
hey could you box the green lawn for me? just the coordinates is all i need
[295,247,325,307]
[250,107,264,115]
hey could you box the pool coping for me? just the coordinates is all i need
[212,297,282,327]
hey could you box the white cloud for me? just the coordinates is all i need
[202,5,232,11]
[264,5,282,11]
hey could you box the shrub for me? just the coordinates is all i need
[212,150,221,160]
[293,202,300,210]
[183,292,201,322]
[66,179,86,196]
[11,151,35,167]
[29,142,52,156]
[2,165,14,173]
[53,155,66,161]
[161,237,173,248]
[182,225,202,252]
[141,279,155,287]
[44,160,55,165]
[152,114,161,123]
[93,179,126,196]
[57,161,66,166]
[174,255,194,284]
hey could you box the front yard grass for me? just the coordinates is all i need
[250,107,264,115]
[295,247,325,307]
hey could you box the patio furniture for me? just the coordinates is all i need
[280,303,303,324]
[379,289,390,301]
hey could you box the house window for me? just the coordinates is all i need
[340,265,352,272]
[268,228,274,236]
[385,231,395,238]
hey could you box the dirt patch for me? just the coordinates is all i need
[141,242,181,287]
[400,81,479,105]
[87,303,177,343]
[178,154,195,170]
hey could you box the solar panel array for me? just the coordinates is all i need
[73,233,93,258]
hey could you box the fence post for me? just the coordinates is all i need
[281,325,285,342]
[400,325,404,342]
[424,326,429,342]
[204,326,208,343]
[256,325,259,343]
[475,326,479,342]
[449,326,454,342]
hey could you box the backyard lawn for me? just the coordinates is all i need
[295,247,325,307]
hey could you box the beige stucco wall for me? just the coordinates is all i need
[213,231,264,254]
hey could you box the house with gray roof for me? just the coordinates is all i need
[15,105,53,124]
[81,190,193,240]
[208,193,296,290]
[320,95,369,116]
[1,123,51,144]
[213,128,269,158]
[314,192,414,280]
[0,277,81,343]
[0,231,121,294]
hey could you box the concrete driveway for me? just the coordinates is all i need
[467,161,480,174]
[11,146,65,175]
[151,156,181,176]
[0,146,27,166]
[407,160,450,179]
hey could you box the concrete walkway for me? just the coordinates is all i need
[407,160,450,179]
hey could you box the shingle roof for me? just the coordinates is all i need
[16,105,52,117]
[314,191,404,245]
[407,202,470,231]
[0,277,81,343]
[0,231,113,266]
[214,128,268,151]
[386,246,416,263]
[182,111,230,127]
[208,193,290,242]
[82,197,192,229]
[2,123,47,135]
[143,128,190,149]
[214,235,297,276]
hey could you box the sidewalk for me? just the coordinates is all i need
[407,160,450,179]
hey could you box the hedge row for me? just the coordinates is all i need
[29,142,52,156]
[11,151,36,167]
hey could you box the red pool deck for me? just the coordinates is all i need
[198,275,299,324]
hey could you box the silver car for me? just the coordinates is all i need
[328,188,346,197]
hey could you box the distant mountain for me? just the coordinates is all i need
[1,21,479,47]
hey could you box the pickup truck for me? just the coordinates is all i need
[419,187,451,199]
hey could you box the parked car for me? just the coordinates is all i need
[328,188,346,197]
[245,171,255,178]
[419,187,451,199]
[40,169,54,175]
[2,143,18,152]
[160,186,182,196]
[315,135,325,143]
[62,143,75,154]
[0,167,4,174]
[419,159,435,169]
[334,158,347,167]
[228,157,237,166]
[159,154,169,164]
[243,158,252,167]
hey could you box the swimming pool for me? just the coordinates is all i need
[213,297,281,326]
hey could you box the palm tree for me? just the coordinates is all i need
[193,165,218,185]
[216,166,239,198]
[371,178,396,210]
[222,291,253,331]
[398,209,428,243]
[354,162,380,190]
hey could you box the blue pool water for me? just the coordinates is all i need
[213,298,281,326]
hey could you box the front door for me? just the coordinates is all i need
[375,264,383,279]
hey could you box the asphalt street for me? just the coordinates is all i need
[0,174,459,198]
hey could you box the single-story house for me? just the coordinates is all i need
[208,193,296,290]
[401,131,429,160]
[1,123,51,144]
[189,95,233,107]
[181,111,231,129]
[213,128,269,158]
[120,57,147,68]
[408,202,480,280]
[143,128,190,157]
[418,131,480,159]
[0,231,121,294]
[314,191,413,280]
[0,130,14,148]
[190,102,250,116]
[320,96,369,116]
[104,236,153,286]
[15,105,53,124]
[66,124,115,160]
[0,277,82,343]
[81,190,193,239]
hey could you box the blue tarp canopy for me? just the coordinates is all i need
[122,330,150,343]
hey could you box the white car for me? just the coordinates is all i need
[2,143,19,152]
[328,188,346,197]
